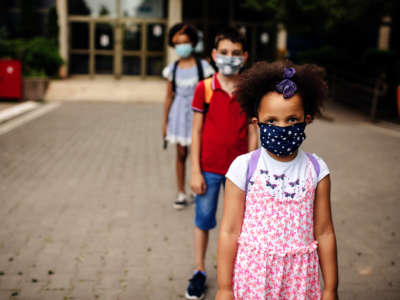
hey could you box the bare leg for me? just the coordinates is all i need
[176,144,188,193]
[194,227,209,271]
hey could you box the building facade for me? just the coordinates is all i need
[3,0,279,79]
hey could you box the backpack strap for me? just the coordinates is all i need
[195,57,204,81]
[173,58,204,93]
[204,77,213,104]
[305,152,320,178]
[245,148,262,195]
[171,60,179,93]
[203,77,213,113]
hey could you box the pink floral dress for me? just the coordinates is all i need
[233,156,321,300]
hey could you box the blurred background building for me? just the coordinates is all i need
[0,0,285,79]
[1,1,398,77]
[1,0,399,119]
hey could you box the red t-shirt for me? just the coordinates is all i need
[192,73,249,175]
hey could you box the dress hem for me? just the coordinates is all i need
[166,135,191,146]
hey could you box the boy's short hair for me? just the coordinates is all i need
[214,27,247,51]
[235,61,328,120]
[168,23,199,47]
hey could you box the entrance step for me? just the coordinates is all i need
[45,76,166,103]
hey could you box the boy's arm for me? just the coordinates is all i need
[216,179,245,300]
[162,81,174,138]
[190,111,206,194]
[248,122,258,151]
[314,175,339,299]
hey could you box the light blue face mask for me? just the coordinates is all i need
[175,43,193,58]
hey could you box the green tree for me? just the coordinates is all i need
[99,5,110,16]
[242,0,398,60]
[242,0,395,33]
[69,0,91,15]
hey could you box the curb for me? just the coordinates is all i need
[0,101,40,124]
[0,102,60,136]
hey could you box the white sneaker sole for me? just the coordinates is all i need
[185,290,205,300]
[173,202,186,210]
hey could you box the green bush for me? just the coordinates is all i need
[0,37,63,77]
[46,6,59,42]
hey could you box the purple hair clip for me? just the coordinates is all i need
[276,67,297,99]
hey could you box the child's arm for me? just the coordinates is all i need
[314,175,339,300]
[248,122,258,151]
[216,179,245,300]
[190,111,206,194]
[162,81,174,139]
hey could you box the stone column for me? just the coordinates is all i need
[57,0,68,77]
[378,16,391,51]
[276,23,288,60]
[167,0,182,64]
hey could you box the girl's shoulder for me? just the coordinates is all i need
[304,152,330,183]
[162,62,175,80]
[307,152,326,163]
[200,59,215,77]
[200,59,211,67]
[162,59,214,80]
[231,151,253,168]
[226,151,256,192]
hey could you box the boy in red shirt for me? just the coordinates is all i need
[186,27,258,299]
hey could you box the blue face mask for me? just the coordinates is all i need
[259,122,306,157]
[175,43,193,58]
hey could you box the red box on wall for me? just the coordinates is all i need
[0,60,22,100]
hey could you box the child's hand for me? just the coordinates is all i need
[162,123,167,139]
[322,289,338,300]
[215,289,234,300]
[191,172,206,195]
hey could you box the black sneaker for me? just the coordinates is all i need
[185,271,206,299]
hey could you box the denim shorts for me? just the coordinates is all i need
[195,171,226,230]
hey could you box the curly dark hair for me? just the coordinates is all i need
[214,27,247,51]
[167,23,199,47]
[235,61,328,120]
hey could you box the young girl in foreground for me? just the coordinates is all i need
[216,61,338,300]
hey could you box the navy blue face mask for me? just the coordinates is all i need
[258,122,306,157]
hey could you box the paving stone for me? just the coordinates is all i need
[0,101,399,299]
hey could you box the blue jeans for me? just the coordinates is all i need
[195,171,226,230]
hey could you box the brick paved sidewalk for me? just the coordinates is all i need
[0,102,399,300]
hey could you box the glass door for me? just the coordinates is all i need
[68,0,167,78]
[94,21,115,74]
[120,20,166,77]
[145,23,166,76]
[121,21,142,76]
[69,21,90,74]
